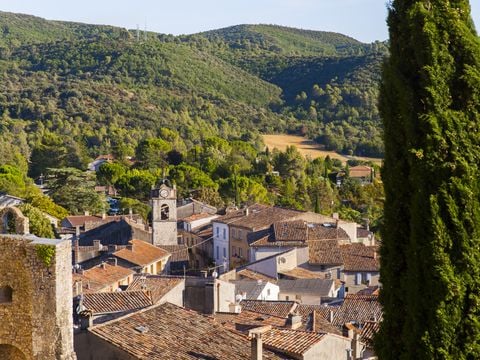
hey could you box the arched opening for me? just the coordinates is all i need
[0,286,12,303]
[0,344,27,360]
[160,204,169,220]
[2,212,16,234]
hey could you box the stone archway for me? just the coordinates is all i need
[0,207,29,235]
[0,344,27,360]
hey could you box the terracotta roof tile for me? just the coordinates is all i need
[89,302,281,359]
[332,294,383,327]
[82,291,153,314]
[273,220,307,241]
[278,267,323,279]
[127,275,183,303]
[356,286,380,296]
[114,240,170,267]
[341,244,379,272]
[360,320,381,346]
[240,300,297,318]
[262,328,327,356]
[213,310,287,333]
[73,264,134,293]
[308,240,343,265]
[237,269,277,282]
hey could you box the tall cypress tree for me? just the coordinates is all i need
[377,1,480,359]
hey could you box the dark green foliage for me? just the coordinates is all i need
[18,203,54,238]
[377,1,480,358]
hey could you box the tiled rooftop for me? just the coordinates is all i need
[360,320,381,346]
[262,328,327,356]
[127,275,184,303]
[278,267,323,279]
[89,302,281,359]
[273,220,307,241]
[73,263,134,293]
[308,239,343,265]
[240,300,297,318]
[277,279,334,296]
[341,244,379,272]
[82,291,153,314]
[213,310,287,333]
[332,294,383,327]
[113,240,170,267]
[237,269,277,282]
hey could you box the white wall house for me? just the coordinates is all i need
[233,280,279,301]
[212,221,230,272]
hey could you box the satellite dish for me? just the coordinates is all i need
[212,271,218,279]
[235,294,243,304]
[277,257,286,264]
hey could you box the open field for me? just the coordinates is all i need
[262,134,383,165]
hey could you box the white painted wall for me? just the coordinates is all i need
[213,222,229,272]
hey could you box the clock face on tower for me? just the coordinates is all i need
[160,189,169,198]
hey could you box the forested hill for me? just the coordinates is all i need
[0,11,387,180]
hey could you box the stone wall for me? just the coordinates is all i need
[0,235,76,359]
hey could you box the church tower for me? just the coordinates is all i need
[151,181,178,245]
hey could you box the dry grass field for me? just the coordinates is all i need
[262,134,383,165]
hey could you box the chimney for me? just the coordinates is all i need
[248,326,271,360]
[100,262,107,270]
[229,302,242,314]
[332,212,339,220]
[102,212,106,220]
[286,312,302,330]
[75,280,83,296]
[107,257,118,267]
[127,243,134,251]
[245,207,250,216]
[373,251,377,260]
[75,225,81,238]
[84,211,90,216]
[73,240,79,264]
[93,240,102,251]
[79,311,93,330]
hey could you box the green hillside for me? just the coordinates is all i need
[0,12,387,182]
[198,24,365,56]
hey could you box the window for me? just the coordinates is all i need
[285,295,290,301]
[355,273,362,285]
[295,294,302,300]
[223,228,226,239]
[267,289,271,296]
[232,229,236,238]
[232,246,236,256]
[216,227,219,237]
[239,247,243,257]
[216,246,219,259]
[223,247,226,258]
[238,229,242,238]
[160,204,169,220]
[0,286,12,303]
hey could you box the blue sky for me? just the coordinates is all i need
[0,0,479,43]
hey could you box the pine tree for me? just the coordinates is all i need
[377,1,480,358]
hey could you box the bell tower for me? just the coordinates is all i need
[151,180,178,245]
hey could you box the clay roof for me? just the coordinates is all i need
[278,267,323,279]
[357,227,373,238]
[213,310,288,333]
[308,240,343,265]
[308,224,350,241]
[308,241,379,271]
[356,286,380,296]
[273,220,307,241]
[64,215,105,227]
[341,244,379,272]
[360,320,381,346]
[157,244,189,262]
[127,275,183,303]
[182,212,216,223]
[262,328,327,356]
[277,279,334,297]
[82,291,153,314]
[237,269,277,282]
[332,294,383,327]
[240,300,297,318]
[214,204,269,225]
[89,302,281,359]
[113,240,170,267]
[73,264,134,293]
